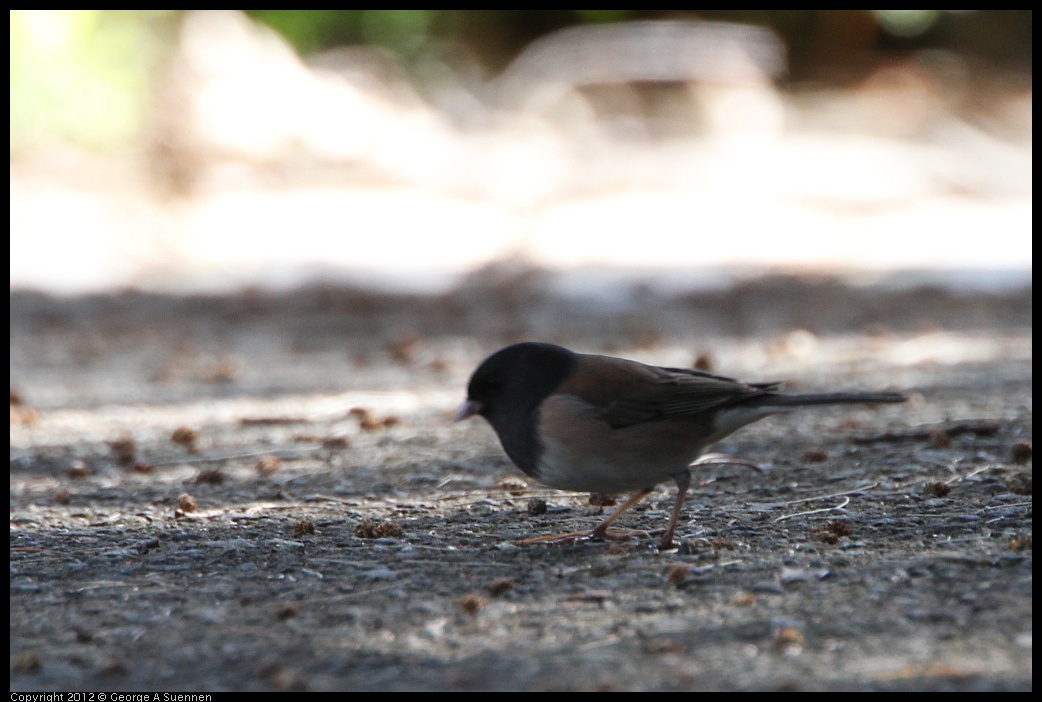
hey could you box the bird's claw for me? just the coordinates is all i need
[516,528,648,546]
[692,452,764,472]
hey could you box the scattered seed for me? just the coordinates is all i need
[1005,472,1032,496]
[427,358,450,373]
[12,651,42,674]
[322,436,350,450]
[1007,536,1031,552]
[814,520,853,544]
[487,578,514,597]
[774,627,805,654]
[497,477,527,493]
[460,593,486,615]
[354,519,404,539]
[239,416,306,426]
[275,604,299,621]
[177,493,198,513]
[1011,440,1032,464]
[731,593,756,607]
[101,659,128,676]
[526,498,547,516]
[10,388,39,425]
[203,353,240,383]
[802,446,828,463]
[108,436,137,466]
[643,637,683,654]
[171,426,199,451]
[387,336,422,364]
[270,667,308,692]
[929,428,951,449]
[667,566,688,585]
[67,460,90,479]
[924,481,951,497]
[349,407,400,431]
[196,469,224,485]
[256,455,282,474]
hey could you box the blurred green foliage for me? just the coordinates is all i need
[10,10,174,152]
[245,10,437,58]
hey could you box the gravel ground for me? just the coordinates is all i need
[9,277,1032,691]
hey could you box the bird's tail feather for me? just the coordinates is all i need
[764,392,907,407]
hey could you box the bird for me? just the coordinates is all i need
[454,342,906,550]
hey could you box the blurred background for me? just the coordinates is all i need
[10,13,1034,692]
[10,10,1032,295]
[9,10,1034,415]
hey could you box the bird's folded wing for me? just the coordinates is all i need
[568,357,777,429]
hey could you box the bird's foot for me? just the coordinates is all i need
[516,528,648,546]
[692,452,764,471]
[656,537,678,552]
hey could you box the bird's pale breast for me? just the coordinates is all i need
[533,394,712,493]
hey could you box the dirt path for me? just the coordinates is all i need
[10,281,1032,690]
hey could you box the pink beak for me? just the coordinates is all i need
[453,399,482,422]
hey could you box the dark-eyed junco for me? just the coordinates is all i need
[455,342,906,550]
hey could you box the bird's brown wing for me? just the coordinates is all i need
[564,355,778,429]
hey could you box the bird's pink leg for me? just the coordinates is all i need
[658,471,691,550]
[518,454,761,547]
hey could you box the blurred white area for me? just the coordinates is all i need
[9,11,1033,294]
[492,20,785,110]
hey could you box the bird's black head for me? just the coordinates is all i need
[456,342,577,475]
[464,342,576,419]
